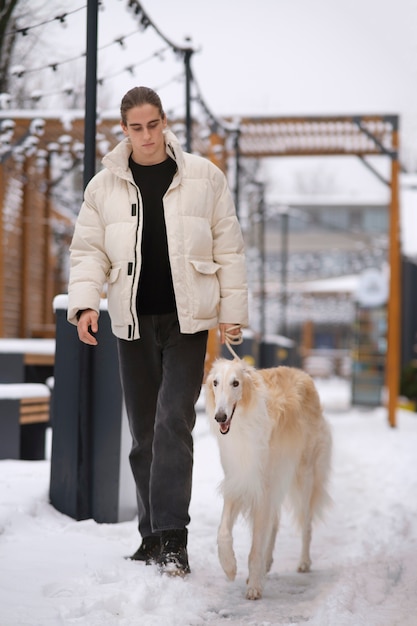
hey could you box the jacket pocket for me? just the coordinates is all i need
[188,259,221,319]
[108,266,121,284]
[106,265,124,327]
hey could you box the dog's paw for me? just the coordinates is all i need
[218,543,237,580]
[265,555,274,573]
[297,559,311,573]
[219,553,237,580]
[246,585,263,600]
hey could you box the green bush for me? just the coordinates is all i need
[400,361,417,402]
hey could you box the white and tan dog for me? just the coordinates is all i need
[205,358,332,600]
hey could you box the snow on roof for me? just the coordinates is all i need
[294,274,359,294]
[0,109,85,120]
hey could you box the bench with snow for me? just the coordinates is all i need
[0,383,51,460]
[0,341,55,385]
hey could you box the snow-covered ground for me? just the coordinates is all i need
[0,378,416,626]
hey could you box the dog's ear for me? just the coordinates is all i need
[239,363,252,406]
[240,360,262,407]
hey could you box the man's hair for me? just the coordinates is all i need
[120,86,165,125]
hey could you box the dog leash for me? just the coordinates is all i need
[224,324,243,360]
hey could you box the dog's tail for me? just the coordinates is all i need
[290,419,333,528]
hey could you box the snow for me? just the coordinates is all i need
[0,383,50,399]
[53,293,107,312]
[0,379,417,625]
[0,338,55,355]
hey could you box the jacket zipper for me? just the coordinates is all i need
[128,183,141,338]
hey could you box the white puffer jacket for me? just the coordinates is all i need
[67,128,249,340]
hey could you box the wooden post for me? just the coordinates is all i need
[208,130,227,173]
[205,130,229,372]
[20,158,31,337]
[386,123,401,428]
[204,329,219,382]
[42,157,54,329]
[302,320,314,355]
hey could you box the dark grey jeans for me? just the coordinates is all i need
[117,313,208,537]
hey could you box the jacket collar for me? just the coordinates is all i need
[101,128,185,180]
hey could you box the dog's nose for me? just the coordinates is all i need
[215,411,227,424]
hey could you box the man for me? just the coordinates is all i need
[68,86,248,576]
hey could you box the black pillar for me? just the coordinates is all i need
[184,47,193,153]
[77,0,99,519]
[84,0,98,188]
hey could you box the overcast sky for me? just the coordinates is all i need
[97,0,417,192]
[90,0,417,116]
[42,1,416,120]
[189,1,413,116]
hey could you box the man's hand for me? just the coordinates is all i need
[219,323,241,345]
[77,309,99,345]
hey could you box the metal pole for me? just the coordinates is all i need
[77,0,98,519]
[184,48,193,153]
[280,210,289,337]
[259,186,266,340]
[234,129,241,218]
[84,0,98,189]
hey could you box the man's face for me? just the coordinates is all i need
[121,104,167,165]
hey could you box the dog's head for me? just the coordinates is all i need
[205,358,252,435]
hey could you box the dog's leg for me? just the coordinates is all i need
[293,476,313,572]
[246,500,274,600]
[298,418,332,573]
[218,497,240,581]
[297,512,312,572]
[265,511,279,574]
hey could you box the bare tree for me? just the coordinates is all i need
[0,0,20,93]
[0,1,55,98]
[0,0,80,108]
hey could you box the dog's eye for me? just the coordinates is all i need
[213,380,218,387]
[232,380,239,387]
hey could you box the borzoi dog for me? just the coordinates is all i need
[205,358,332,600]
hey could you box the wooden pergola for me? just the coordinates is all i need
[0,112,400,426]
[207,114,400,428]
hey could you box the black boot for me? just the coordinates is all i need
[128,535,161,565]
[157,529,190,576]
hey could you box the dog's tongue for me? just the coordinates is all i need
[220,423,230,435]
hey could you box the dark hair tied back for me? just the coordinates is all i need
[120,86,165,125]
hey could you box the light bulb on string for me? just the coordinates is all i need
[0,94,12,109]
[55,14,67,26]
[11,65,25,78]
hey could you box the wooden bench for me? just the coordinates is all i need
[20,395,51,425]
[24,352,55,368]
[0,384,51,460]
[0,339,55,385]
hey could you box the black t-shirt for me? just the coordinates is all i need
[129,155,177,315]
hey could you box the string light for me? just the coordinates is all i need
[5,0,220,141]
[190,67,235,137]
[1,0,231,175]
[97,46,169,85]
[5,5,88,38]
[5,42,172,108]
[10,27,142,79]
[125,0,194,58]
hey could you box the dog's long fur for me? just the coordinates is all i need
[205,358,332,600]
